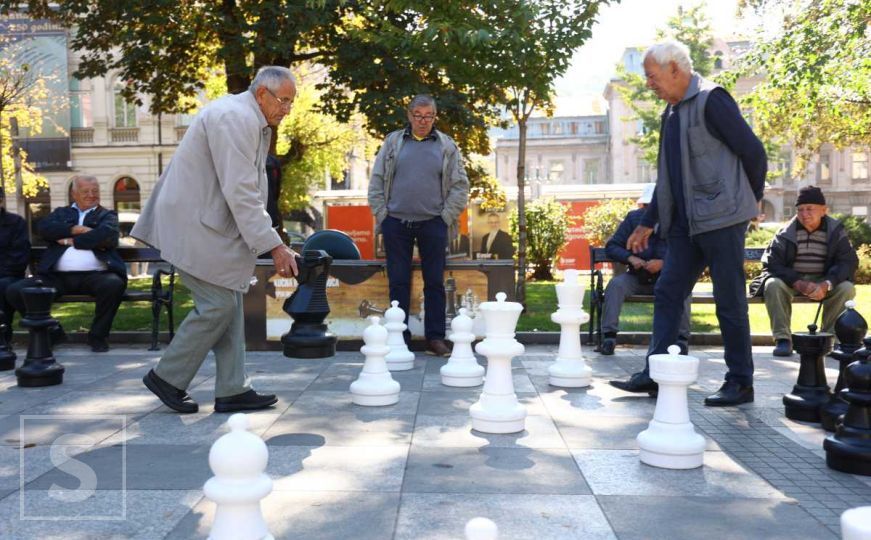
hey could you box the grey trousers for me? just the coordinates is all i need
[602,272,691,342]
[154,269,251,398]
[763,276,856,341]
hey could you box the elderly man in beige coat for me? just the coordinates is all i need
[133,66,298,414]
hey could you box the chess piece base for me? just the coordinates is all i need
[548,361,592,388]
[0,350,15,371]
[637,421,705,470]
[385,355,414,372]
[820,400,849,432]
[783,388,829,423]
[351,392,400,407]
[281,328,337,359]
[440,372,484,387]
[824,436,871,476]
[16,361,64,387]
[469,402,526,434]
[350,376,400,407]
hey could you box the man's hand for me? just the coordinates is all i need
[271,244,299,277]
[626,225,653,254]
[627,255,646,270]
[58,238,74,247]
[70,225,92,235]
[793,279,818,297]
[807,281,829,301]
[644,259,663,274]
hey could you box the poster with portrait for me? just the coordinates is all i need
[470,202,517,261]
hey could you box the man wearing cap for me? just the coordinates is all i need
[599,184,690,355]
[754,186,857,356]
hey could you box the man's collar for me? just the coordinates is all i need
[243,90,269,131]
[72,203,99,213]
[403,124,437,141]
[797,218,827,234]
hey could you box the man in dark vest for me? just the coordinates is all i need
[610,40,767,406]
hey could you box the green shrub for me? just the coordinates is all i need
[831,213,871,248]
[854,245,871,285]
[745,226,776,247]
[510,198,573,281]
[580,198,636,246]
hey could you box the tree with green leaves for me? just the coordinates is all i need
[580,198,636,247]
[738,0,870,170]
[509,198,574,281]
[614,4,715,165]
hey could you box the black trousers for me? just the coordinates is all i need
[0,276,23,341]
[5,271,126,339]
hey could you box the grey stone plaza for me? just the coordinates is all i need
[0,343,869,539]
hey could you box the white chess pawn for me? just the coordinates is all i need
[841,506,871,540]
[636,345,706,469]
[441,308,484,387]
[548,269,592,388]
[470,292,527,434]
[350,316,400,406]
[384,300,415,371]
[203,414,274,540]
[465,517,499,540]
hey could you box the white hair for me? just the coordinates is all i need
[644,40,693,73]
[249,66,296,94]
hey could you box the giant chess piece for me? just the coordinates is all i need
[548,269,592,388]
[637,345,706,469]
[15,279,64,387]
[821,301,867,431]
[841,506,871,540]
[441,308,484,387]
[465,517,499,540]
[0,309,16,371]
[204,414,273,540]
[824,336,871,476]
[783,321,834,422]
[281,250,337,358]
[350,317,400,406]
[470,292,526,434]
[384,301,414,371]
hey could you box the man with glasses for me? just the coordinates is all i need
[133,66,299,414]
[368,94,469,357]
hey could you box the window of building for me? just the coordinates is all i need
[852,152,869,182]
[636,160,652,182]
[113,176,141,212]
[818,153,831,184]
[594,121,605,134]
[584,159,600,184]
[69,77,92,128]
[113,82,137,128]
[553,122,563,135]
[548,160,565,184]
[539,123,550,136]
[25,185,51,246]
[570,122,578,135]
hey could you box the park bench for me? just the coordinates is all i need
[586,246,813,346]
[28,246,176,351]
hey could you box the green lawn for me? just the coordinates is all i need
[41,275,869,336]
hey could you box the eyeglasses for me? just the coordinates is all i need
[411,114,436,122]
[265,87,293,109]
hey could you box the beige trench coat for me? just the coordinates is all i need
[132,91,282,292]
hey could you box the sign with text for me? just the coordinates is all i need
[557,200,599,271]
[325,204,375,259]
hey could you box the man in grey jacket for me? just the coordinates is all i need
[133,66,299,414]
[610,41,767,406]
[368,95,469,356]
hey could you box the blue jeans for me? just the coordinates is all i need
[645,222,754,386]
[381,215,448,340]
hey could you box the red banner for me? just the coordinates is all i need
[325,205,375,259]
[557,200,599,271]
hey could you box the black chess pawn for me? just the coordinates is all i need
[824,336,871,476]
[15,279,65,387]
[0,309,15,371]
[783,323,834,422]
[821,301,867,431]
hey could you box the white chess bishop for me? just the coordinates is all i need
[470,292,527,434]
[350,316,401,406]
[548,269,592,388]
[384,300,415,371]
[204,414,274,540]
[441,308,485,387]
[636,345,706,469]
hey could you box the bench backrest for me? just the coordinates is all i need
[589,245,766,268]
[30,246,166,264]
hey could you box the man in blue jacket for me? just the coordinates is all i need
[6,175,127,352]
[0,190,30,342]
[599,185,690,355]
[610,40,767,406]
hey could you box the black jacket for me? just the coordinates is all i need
[479,229,514,260]
[757,215,858,292]
[606,208,667,284]
[0,208,30,279]
[36,205,127,280]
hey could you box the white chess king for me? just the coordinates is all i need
[204,414,274,540]
[441,308,485,387]
[636,345,706,469]
[548,269,592,388]
[470,292,527,434]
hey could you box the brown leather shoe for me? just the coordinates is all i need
[425,339,451,357]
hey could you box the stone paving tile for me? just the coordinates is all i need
[101,411,281,445]
[263,412,415,446]
[0,489,202,540]
[308,361,426,392]
[598,495,838,540]
[0,384,77,415]
[25,390,164,416]
[1,444,93,490]
[286,389,420,417]
[269,444,408,492]
[403,446,590,495]
[411,414,565,449]
[0,413,129,447]
[417,389,547,416]
[394,493,615,540]
[167,491,400,540]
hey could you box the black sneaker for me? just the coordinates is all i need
[773,339,792,357]
[87,334,109,353]
[214,389,278,413]
[599,337,616,355]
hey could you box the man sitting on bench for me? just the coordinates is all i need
[6,175,127,352]
[600,184,690,355]
[753,186,857,356]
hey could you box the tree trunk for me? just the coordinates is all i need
[515,119,528,307]
[218,0,251,94]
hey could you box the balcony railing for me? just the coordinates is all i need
[70,127,94,144]
[110,127,140,143]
